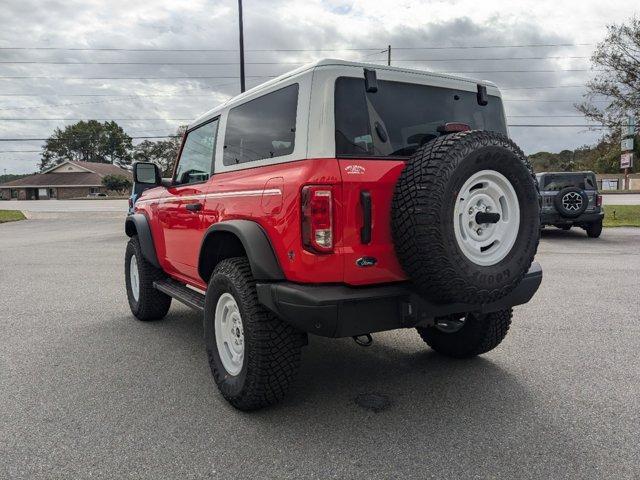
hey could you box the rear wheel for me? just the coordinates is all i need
[125,236,171,321]
[204,257,305,411]
[585,219,603,238]
[416,309,513,358]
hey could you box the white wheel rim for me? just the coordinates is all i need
[453,169,520,266]
[130,255,140,302]
[214,293,244,376]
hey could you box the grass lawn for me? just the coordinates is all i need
[603,205,640,227]
[0,210,26,223]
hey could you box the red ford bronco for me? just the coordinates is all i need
[125,59,542,410]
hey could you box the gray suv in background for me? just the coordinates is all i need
[537,171,604,238]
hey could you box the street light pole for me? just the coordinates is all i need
[238,0,246,93]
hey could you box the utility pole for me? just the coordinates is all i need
[238,0,246,93]
[387,45,391,66]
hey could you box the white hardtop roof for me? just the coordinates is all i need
[190,58,499,128]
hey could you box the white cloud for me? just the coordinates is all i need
[0,0,635,172]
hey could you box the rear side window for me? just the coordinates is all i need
[174,118,219,185]
[223,84,298,166]
[335,77,507,158]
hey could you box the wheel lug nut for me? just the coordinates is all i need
[477,228,483,235]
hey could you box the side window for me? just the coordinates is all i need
[174,118,219,185]
[223,84,298,166]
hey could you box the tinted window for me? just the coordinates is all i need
[335,77,507,158]
[223,84,298,165]
[174,119,219,185]
[542,173,597,191]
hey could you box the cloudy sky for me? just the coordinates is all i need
[0,0,635,173]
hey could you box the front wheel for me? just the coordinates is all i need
[125,236,171,321]
[204,257,305,411]
[585,219,603,238]
[416,308,513,358]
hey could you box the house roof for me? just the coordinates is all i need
[0,161,132,188]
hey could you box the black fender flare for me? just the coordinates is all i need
[198,220,285,283]
[124,214,160,268]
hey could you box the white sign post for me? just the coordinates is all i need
[621,115,635,190]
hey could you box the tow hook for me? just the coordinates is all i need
[353,334,373,347]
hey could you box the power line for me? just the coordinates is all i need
[500,85,586,90]
[503,99,606,103]
[0,125,608,142]
[0,93,219,97]
[0,150,41,153]
[0,118,191,121]
[507,115,586,118]
[509,124,606,127]
[0,135,176,141]
[392,43,594,50]
[0,43,594,52]
[0,69,601,81]
[0,85,594,96]
[0,55,591,65]
[0,75,275,80]
[425,69,599,73]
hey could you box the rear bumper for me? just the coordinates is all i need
[540,210,604,225]
[257,262,543,338]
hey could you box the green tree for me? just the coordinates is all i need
[577,18,640,135]
[133,126,186,176]
[40,120,133,171]
[101,174,132,192]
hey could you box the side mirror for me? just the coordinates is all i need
[133,162,160,185]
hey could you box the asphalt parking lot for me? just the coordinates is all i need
[1,216,639,479]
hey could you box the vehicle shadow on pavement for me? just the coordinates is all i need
[540,228,589,239]
[48,306,592,478]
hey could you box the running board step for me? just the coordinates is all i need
[153,278,205,312]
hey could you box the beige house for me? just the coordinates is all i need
[0,161,132,200]
[595,173,640,191]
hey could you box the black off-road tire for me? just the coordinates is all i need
[392,130,540,304]
[417,308,513,358]
[585,219,603,238]
[204,257,305,411]
[125,236,172,321]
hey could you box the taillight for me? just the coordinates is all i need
[596,194,602,207]
[301,185,333,253]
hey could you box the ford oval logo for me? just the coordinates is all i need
[356,256,377,267]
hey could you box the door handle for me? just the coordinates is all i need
[185,202,203,212]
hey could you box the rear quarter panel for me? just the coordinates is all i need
[202,159,345,284]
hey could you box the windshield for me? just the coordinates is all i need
[334,77,507,158]
[540,173,597,191]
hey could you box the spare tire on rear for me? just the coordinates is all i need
[391,130,540,304]
[553,186,588,218]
